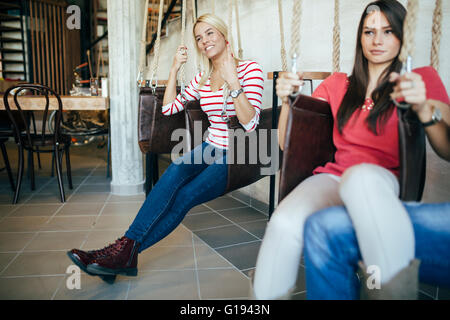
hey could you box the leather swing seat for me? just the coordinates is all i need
[138,86,186,154]
[138,87,281,194]
[184,100,281,193]
[278,94,426,203]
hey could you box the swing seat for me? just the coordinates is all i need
[138,86,186,154]
[278,94,426,203]
[185,100,282,193]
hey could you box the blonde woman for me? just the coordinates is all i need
[67,14,264,281]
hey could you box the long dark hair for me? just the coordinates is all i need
[337,0,406,134]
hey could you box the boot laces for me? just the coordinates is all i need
[89,237,128,258]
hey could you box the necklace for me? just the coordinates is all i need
[361,98,374,111]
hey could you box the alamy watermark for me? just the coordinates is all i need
[66,265,81,290]
[365,265,382,290]
[66,5,81,30]
[170,121,280,176]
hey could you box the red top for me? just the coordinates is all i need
[312,66,450,178]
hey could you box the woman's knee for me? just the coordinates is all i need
[339,163,398,200]
[266,206,307,242]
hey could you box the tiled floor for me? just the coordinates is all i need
[0,138,448,300]
[0,138,306,300]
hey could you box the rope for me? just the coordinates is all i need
[227,0,234,51]
[290,0,302,61]
[138,0,150,84]
[431,0,442,71]
[399,0,419,64]
[278,0,287,71]
[178,0,187,88]
[192,0,197,22]
[332,0,340,72]
[234,0,243,59]
[149,0,165,84]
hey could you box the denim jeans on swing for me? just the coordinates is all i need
[125,142,228,252]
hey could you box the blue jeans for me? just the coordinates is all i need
[125,142,228,253]
[303,202,450,300]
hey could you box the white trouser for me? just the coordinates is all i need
[253,163,415,300]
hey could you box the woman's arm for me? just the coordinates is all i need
[416,99,450,161]
[275,72,304,151]
[163,45,187,105]
[218,44,260,127]
[390,71,450,161]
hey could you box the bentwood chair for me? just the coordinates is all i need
[3,84,73,204]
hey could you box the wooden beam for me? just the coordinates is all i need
[267,71,332,80]
[0,96,109,111]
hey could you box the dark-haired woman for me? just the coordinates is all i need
[252,0,450,299]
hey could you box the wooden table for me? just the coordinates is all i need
[0,96,109,110]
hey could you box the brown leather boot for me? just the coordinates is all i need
[67,249,98,275]
[86,236,140,277]
[357,259,421,300]
[67,248,118,284]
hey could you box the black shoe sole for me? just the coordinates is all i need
[86,263,138,277]
[66,251,117,284]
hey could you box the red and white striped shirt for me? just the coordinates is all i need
[161,60,264,150]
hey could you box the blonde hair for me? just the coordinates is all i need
[193,13,238,87]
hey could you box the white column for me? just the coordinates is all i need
[107,0,145,195]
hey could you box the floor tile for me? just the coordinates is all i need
[194,225,258,249]
[76,184,111,194]
[204,196,248,211]
[0,276,63,300]
[127,270,199,300]
[0,252,17,274]
[215,241,261,271]
[0,232,36,252]
[2,251,72,276]
[101,202,142,216]
[237,219,268,239]
[107,194,145,203]
[198,269,249,299]
[182,211,232,231]
[92,214,134,230]
[138,246,195,271]
[26,193,66,204]
[0,205,17,217]
[23,231,89,251]
[0,216,49,232]
[41,216,97,232]
[54,274,130,300]
[194,245,234,270]
[153,225,194,247]
[9,204,62,217]
[57,202,105,216]
[216,206,268,224]
[186,204,213,215]
[68,193,110,203]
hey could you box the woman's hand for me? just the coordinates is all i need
[389,72,430,120]
[171,45,188,72]
[276,72,304,104]
[218,42,240,89]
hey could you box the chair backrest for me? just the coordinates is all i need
[278,95,335,202]
[3,84,64,150]
[397,108,426,201]
[138,86,185,154]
